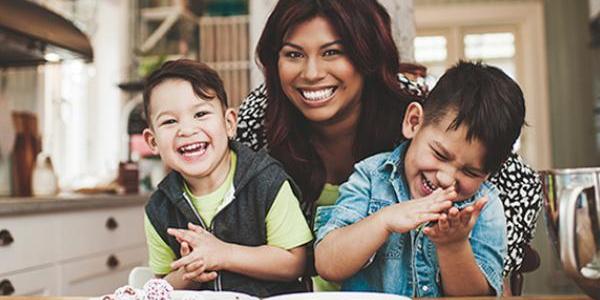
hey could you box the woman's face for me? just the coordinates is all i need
[278,16,364,126]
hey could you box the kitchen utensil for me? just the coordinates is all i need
[11,112,41,196]
[541,168,600,299]
[0,94,16,160]
[32,152,58,196]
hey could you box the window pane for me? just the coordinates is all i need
[464,32,515,59]
[464,32,516,79]
[415,35,448,86]
[414,35,447,62]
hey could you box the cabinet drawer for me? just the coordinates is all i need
[61,246,147,297]
[57,206,145,260]
[0,266,59,296]
[0,213,58,274]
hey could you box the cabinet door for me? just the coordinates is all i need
[57,205,145,260]
[60,246,148,296]
[0,266,59,296]
[0,213,58,274]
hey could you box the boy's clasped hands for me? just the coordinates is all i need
[380,186,489,247]
[167,223,227,283]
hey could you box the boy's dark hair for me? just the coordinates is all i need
[423,60,526,174]
[143,59,228,127]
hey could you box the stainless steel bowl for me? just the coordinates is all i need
[541,168,600,299]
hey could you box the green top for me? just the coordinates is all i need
[144,151,313,275]
[313,183,342,291]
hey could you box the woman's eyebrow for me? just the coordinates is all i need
[282,40,343,50]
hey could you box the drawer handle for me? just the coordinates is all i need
[105,217,118,231]
[0,230,14,246]
[0,279,15,296]
[106,255,120,269]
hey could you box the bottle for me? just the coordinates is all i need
[32,153,58,196]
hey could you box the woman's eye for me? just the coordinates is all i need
[323,49,342,57]
[283,51,303,59]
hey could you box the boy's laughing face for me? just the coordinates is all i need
[402,102,489,201]
[143,79,236,186]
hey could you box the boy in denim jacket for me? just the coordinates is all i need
[314,61,525,297]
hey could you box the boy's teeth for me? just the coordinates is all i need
[423,176,437,193]
[301,88,334,101]
[179,142,206,153]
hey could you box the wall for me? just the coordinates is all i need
[19,0,131,189]
[545,0,598,168]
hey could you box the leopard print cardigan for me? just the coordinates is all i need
[235,75,543,277]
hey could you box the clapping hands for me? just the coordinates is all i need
[167,223,229,282]
[381,187,458,234]
[423,195,488,247]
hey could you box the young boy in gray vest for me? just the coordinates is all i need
[315,61,525,297]
[142,59,312,298]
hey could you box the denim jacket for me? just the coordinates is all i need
[315,141,507,297]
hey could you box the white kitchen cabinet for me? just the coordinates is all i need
[61,246,147,296]
[56,206,145,261]
[0,213,58,274]
[0,266,59,296]
[0,200,147,297]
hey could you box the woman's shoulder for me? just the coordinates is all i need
[489,153,542,195]
[236,84,268,151]
[397,72,428,98]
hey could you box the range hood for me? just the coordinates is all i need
[0,0,93,67]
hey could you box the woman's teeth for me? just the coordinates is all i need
[301,88,335,101]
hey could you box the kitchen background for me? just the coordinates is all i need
[0,0,599,297]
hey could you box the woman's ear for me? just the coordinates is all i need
[143,128,160,155]
[402,102,424,139]
[224,108,238,139]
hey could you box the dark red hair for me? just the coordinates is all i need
[256,0,421,210]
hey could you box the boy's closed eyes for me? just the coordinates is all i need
[402,103,489,202]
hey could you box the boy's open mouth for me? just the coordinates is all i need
[421,173,438,195]
[177,142,207,157]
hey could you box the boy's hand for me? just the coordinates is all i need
[381,187,457,234]
[178,240,218,283]
[423,195,488,247]
[168,223,231,280]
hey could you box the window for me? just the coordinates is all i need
[413,1,550,169]
[414,28,518,84]
[464,31,516,79]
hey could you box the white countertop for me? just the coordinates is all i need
[0,193,148,216]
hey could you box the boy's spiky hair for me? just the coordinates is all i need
[423,60,526,174]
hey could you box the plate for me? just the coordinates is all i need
[171,290,259,300]
[266,292,411,300]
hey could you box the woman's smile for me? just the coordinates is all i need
[297,86,338,105]
[278,16,364,123]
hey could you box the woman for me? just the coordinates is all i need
[236,0,542,292]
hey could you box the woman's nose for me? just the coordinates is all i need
[436,169,457,189]
[302,57,326,81]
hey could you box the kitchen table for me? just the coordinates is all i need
[0,295,594,300]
